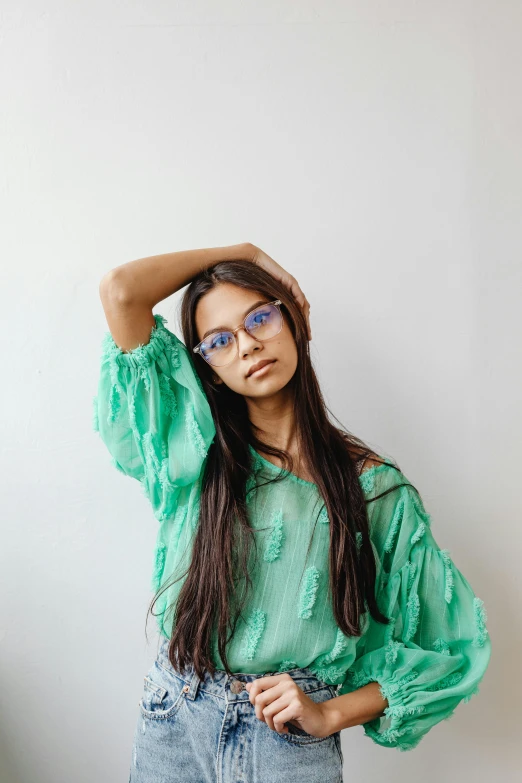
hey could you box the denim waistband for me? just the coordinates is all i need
[155,635,336,703]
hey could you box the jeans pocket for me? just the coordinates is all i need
[139,661,187,721]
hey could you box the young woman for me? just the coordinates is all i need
[94,243,491,782]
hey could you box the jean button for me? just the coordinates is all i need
[230,678,245,694]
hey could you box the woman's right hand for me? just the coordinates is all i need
[249,245,312,340]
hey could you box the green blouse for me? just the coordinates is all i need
[93,312,491,751]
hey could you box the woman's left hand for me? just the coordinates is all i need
[245,673,332,738]
[249,245,312,341]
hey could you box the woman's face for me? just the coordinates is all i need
[194,283,298,398]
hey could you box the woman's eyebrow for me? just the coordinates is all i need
[201,300,269,340]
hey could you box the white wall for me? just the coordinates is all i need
[1,1,518,781]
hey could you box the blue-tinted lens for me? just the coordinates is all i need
[200,331,235,364]
[245,304,281,336]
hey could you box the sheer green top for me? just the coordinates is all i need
[93,313,491,751]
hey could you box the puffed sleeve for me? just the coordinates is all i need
[339,465,492,751]
[92,312,216,522]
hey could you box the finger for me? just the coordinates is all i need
[288,277,306,310]
[295,290,311,336]
[253,682,290,721]
[261,694,293,732]
[272,704,300,734]
[254,682,299,720]
[245,674,291,705]
[286,282,312,339]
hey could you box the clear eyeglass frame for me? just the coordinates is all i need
[192,299,283,367]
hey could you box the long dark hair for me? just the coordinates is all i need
[148,259,416,678]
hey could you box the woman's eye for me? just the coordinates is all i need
[251,310,270,326]
[210,332,232,349]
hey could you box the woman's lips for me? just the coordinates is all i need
[248,360,276,378]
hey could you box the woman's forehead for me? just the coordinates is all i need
[195,284,266,336]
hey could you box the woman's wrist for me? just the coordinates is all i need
[319,684,389,735]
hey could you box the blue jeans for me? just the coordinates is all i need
[129,635,344,783]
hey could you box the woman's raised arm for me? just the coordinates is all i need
[99,242,255,353]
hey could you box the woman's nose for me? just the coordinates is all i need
[236,326,262,356]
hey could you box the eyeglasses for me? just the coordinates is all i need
[192,299,283,367]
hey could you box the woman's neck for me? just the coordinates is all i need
[246,387,297,452]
